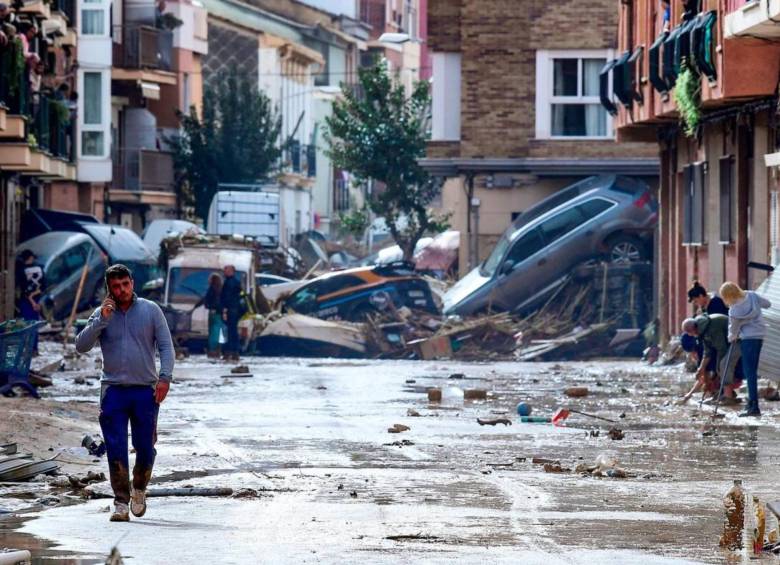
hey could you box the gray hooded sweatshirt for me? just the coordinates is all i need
[728,291,771,342]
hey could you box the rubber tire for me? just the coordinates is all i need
[606,234,647,264]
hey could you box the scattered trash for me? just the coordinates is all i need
[463,389,487,400]
[385,534,440,542]
[82,434,106,457]
[516,402,532,416]
[384,439,415,447]
[232,488,262,499]
[221,373,254,378]
[543,463,569,473]
[520,416,551,423]
[406,409,421,417]
[607,428,625,441]
[68,471,106,489]
[231,365,250,374]
[760,386,780,401]
[532,457,558,465]
[105,546,124,565]
[449,373,465,379]
[387,424,411,434]
[349,491,358,498]
[551,407,617,425]
[564,386,589,398]
[476,418,511,426]
[427,388,442,402]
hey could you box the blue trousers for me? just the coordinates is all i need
[224,310,241,356]
[99,385,159,504]
[740,339,763,410]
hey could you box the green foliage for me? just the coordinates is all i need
[158,12,184,30]
[169,70,282,220]
[325,60,444,260]
[338,205,370,239]
[673,63,701,138]
[27,133,37,149]
[51,99,70,125]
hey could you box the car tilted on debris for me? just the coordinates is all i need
[282,263,440,321]
[444,175,658,316]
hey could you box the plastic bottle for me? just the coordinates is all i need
[743,489,755,558]
[720,479,745,550]
[754,496,766,555]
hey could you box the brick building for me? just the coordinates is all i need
[609,0,780,341]
[421,0,660,277]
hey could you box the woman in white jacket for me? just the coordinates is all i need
[720,281,771,417]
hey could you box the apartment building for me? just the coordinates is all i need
[608,0,780,339]
[0,0,79,317]
[421,0,660,277]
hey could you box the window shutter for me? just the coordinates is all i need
[682,165,693,245]
[692,161,705,245]
[719,155,734,244]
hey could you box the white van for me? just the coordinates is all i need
[207,191,280,248]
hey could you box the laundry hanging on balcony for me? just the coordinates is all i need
[599,58,619,115]
[691,10,717,83]
[648,31,669,96]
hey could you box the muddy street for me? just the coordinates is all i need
[2,354,778,564]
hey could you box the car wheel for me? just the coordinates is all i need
[608,235,646,264]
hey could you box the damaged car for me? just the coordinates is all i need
[282,263,440,321]
[444,175,657,316]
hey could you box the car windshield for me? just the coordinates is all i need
[124,261,161,290]
[168,267,246,304]
[480,233,513,277]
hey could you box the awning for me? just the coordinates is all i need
[418,157,660,178]
[141,82,161,100]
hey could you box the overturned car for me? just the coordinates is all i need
[281,262,440,322]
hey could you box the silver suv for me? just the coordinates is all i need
[443,175,657,316]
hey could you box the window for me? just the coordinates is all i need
[539,208,583,245]
[79,0,109,36]
[577,198,615,220]
[682,162,706,245]
[536,50,613,139]
[506,227,545,265]
[47,256,69,286]
[80,71,107,157]
[719,156,734,244]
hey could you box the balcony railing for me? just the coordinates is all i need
[121,26,172,71]
[113,148,175,192]
[283,141,316,177]
[726,0,753,12]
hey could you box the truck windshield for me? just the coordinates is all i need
[168,267,246,304]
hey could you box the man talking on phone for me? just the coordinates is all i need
[76,264,174,522]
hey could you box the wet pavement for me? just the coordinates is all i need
[3,356,780,564]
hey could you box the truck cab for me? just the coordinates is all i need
[163,246,256,349]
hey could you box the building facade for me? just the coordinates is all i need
[609,0,780,340]
[0,0,79,317]
[422,0,660,277]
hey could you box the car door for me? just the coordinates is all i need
[490,226,546,310]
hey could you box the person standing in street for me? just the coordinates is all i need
[75,264,174,522]
[195,272,223,358]
[16,249,45,355]
[219,265,243,361]
[720,281,771,418]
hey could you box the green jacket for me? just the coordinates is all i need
[695,313,729,363]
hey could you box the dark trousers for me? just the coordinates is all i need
[99,385,159,505]
[19,299,40,353]
[740,339,763,410]
[224,310,241,356]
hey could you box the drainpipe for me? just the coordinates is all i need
[465,173,475,270]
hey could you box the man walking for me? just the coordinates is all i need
[76,264,174,522]
[220,264,243,361]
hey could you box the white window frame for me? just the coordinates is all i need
[77,0,111,37]
[535,49,614,141]
[78,69,111,160]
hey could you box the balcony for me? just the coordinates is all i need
[31,96,74,161]
[726,0,780,38]
[283,141,316,178]
[611,0,780,139]
[334,178,350,212]
[119,26,173,71]
[113,148,175,193]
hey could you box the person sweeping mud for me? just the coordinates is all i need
[75,264,174,522]
[679,314,742,406]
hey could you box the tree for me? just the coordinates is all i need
[170,71,282,220]
[325,61,447,261]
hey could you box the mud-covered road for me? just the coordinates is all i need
[2,354,779,564]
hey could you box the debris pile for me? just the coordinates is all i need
[0,442,60,482]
